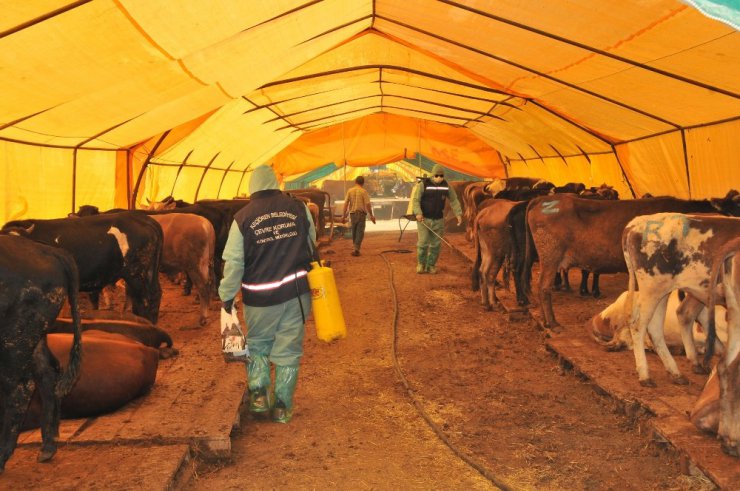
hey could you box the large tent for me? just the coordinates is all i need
[1,0,738,223]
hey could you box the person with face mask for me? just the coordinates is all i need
[219,164,316,423]
[411,164,463,274]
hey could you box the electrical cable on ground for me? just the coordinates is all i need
[378,250,511,491]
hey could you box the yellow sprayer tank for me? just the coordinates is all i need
[307,260,347,342]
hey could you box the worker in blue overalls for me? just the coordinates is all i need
[219,164,316,423]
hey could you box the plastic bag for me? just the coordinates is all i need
[220,306,249,362]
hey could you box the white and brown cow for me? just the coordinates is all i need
[149,213,215,326]
[589,290,727,365]
[621,213,740,387]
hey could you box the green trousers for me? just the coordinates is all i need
[417,217,444,268]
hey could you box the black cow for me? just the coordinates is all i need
[3,211,163,323]
[287,189,333,238]
[0,235,82,471]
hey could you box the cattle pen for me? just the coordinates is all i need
[2,230,736,489]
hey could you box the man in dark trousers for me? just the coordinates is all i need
[219,165,316,423]
[341,175,375,256]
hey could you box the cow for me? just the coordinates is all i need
[589,290,727,364]
[691,366,720,436]
[706,236,740,456]
[287,189,333,239]
[22,331,159,432]
[149,213,215,326]
[551,182,587,195]
[507,185,616,306]
[445,180,479,232]
[53,315,174,355]
[3,211,163,323]
[525,194,738,330]
[485,177,553,196]
[0,235,82,472]
[471,200,519,310]
[621,213,740,386]
[463,183,493,241]
[580,184,619,201]
[145,203,229,288]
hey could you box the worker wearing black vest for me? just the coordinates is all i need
[411,164,462,274]
[219,164,316,424]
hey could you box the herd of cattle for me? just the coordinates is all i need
[457,176,740,458]
[0,189,331,472]
[0,176,738,472]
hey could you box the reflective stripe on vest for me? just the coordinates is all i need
[242,270,308,291]
[425,186,449,191]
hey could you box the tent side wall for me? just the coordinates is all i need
[1,141,120,223]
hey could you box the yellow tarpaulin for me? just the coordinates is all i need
[1,1,738,221]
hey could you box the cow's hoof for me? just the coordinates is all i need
[199,317,208,326]
[639,378,657,388]
[605,343,624,352]
[671,375,690,385]
[159,347,179,359]
[720,439,739,458]
[592,292,603,299]
[37,447,56,463]
[579,290,589,297]
[483,304,492,312]
[692,364,710,375]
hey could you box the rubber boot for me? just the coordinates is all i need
[247,354,272,414]
[416,247,428,274]
[426,245,441,274]
[272,365,299,423]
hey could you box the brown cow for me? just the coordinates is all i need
[472,200,518,310]
[621,213,740,386]
[287,189,333,239]
[22,331,159,431]
[525,194,736,330]
[149,213,215,326]
[707,236,740,456]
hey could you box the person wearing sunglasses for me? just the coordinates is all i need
[411,164,462,274]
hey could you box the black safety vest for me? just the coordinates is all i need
[420,178,449,219]
[235,190,312,307]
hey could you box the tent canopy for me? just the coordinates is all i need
[1,1,738,221]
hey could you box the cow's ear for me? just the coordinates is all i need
[25,224,35,234]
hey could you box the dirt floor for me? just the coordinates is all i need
[179,229,721,490]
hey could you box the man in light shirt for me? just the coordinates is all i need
[342,176,376,256]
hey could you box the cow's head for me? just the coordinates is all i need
[0,222,35,237]
[710,189,740,217]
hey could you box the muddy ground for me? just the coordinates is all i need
[178,229,718,490]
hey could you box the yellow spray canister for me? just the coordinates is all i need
[307,260,347,342]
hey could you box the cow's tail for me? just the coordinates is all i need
[56,251,83,398]
[522,203,535,295]
[704,238,740,367]
[622,230,639,344]
[471,213,481,291]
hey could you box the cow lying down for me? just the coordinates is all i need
[22,329,162,431]
[53,314,177,359]
[589,290,728,367]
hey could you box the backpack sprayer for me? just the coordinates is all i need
[307,248,347,342]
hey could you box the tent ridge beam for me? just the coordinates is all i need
[439,0,739,99]
[507,150,613,161]
[262,94,499,122]
[378,16,683,127]
[276,105,471,130]
[0,0,93,39]
[259,64,511,96]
